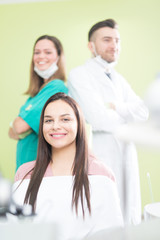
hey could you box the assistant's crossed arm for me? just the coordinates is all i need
[8,117,31,140]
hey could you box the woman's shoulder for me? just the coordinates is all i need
[14,161,36,182]
[15,161,53,182]
[88,153,115,182]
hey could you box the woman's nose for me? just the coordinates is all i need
[52,121,61,129]
[38,52,45,58]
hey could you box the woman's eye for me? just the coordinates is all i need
[62,118,70,122]
[34,52,40,55]
[44,119,52,123]
[46,51,52,54]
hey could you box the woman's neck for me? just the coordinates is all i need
[51,144,76,176]
[44,74,56,83]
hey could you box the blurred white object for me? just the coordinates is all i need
[145,73,160,127]
[0,175,34,219]
[146,172,154,203]
[0,222,59,240]
[22,204,32,216]
[85,218,160,240]
[0,177,12,215]
[115,121,160,149]
[144,202,160,221]
[0,179,11,205]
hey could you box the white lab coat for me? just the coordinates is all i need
[68,58,149,225]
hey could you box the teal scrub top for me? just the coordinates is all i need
[16,79,68,171]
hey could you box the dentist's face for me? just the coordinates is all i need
[33,39,58,71]
[89,27,121,63]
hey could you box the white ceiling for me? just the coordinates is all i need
[0,0,68,4]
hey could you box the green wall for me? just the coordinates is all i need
[0,0,160,210]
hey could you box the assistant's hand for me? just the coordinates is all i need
[8,127,20,140]
[8,116,31,140]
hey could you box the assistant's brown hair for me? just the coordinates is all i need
[24,92,91,217]
[88,19,118,41]
[25,35,66,97]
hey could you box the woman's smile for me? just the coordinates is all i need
[50,133,67,139]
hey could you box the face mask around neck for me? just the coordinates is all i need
[34,58,59,80]
[91,42,117,68]
[94,55,116,69]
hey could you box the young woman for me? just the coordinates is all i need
[8,35,68,171]
[13,93,123,240]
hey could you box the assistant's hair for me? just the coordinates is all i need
[25,35,66,97]
[88,19,118,41]
[24,92,91,217]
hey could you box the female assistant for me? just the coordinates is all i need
[8,35,68,171]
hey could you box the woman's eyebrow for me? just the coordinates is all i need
[60,114,71,117]
[34,48,52,51]
[44,114,71,118]
[44,115,52,118]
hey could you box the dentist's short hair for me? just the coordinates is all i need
[88,19,118,41]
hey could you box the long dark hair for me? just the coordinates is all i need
[25,35,66,97]
[24,92,91,217]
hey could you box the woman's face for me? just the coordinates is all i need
[33,39,58,71]
[43,100,78,150]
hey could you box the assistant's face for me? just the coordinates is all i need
[91,27,120,63]
[43,100,78,150]
[33,39,58,71]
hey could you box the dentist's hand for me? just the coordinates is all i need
[105,102,116,111]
